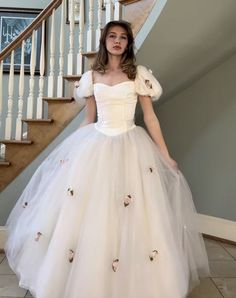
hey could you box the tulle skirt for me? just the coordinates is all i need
[5,123,210,298]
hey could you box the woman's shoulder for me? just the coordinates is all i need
[136,65,153,75]
[81,69,93,79]
[134,65,163,101]
[74,70,94,101]
[79,69,94,86]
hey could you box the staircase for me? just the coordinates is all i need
[0,0,157,192]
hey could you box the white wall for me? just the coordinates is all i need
[153,52,236,221]
[0,0,50,8]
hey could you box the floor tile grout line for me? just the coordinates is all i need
[0,255,6,265]
[210,277,225,298]
[218,242,236,261]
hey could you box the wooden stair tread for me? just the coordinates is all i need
[0,101,82,192]
[0,160,11,166]
[0,139,33,145]
[82,51,97,58]
[43,97,74,103]
[22,118,54,123]
[63,75,82,81]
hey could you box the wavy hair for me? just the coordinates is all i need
[92,20,137,80]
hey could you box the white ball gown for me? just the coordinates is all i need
[5,65,210,298]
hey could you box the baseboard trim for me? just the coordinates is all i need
[198,213,236,243]
[0,226,7,251]
[1,214,236,250]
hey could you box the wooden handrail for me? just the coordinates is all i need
[0,0,62,61]
[119,0,141,5]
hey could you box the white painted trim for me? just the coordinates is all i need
[1,214,236,249]
[198,213,236,242]
[0,226,6,250]
[135,0,168,51]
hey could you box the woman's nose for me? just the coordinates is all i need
[114,37,121,43]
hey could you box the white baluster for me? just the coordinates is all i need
[27,30,36,118]
[15,41,25,140]
[37,21,45,118]
[77,0,84,75]
[96,0,103,50]
[87,0,94,52]
[5,51,14,139]
[0,60,4,157]
[114,0,121,20]
[68,0,75,75]
[105,0,113,24]
[48,9,56,97]
[0,60,3,134]
[57,1,65,96]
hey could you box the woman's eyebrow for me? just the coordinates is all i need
[108,31,127,35]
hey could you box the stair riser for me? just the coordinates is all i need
[47,101,81,125]
[0,102,83,192]
[1,146,34,190]
[67,81,76,98]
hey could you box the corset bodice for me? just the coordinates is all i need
[94,81,137,136]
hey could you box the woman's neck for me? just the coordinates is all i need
[106,55,122,71]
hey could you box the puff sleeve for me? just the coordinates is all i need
[135,65,163,101]
[73,70,94,102]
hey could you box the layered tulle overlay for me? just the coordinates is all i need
[5,66,210,298]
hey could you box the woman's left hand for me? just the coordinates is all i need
[74,81,80,88]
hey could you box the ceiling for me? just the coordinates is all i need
[136,0,236,103]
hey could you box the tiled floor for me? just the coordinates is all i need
[188,238,236,298]
[0,238,236,297]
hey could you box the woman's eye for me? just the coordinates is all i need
[108,34,127,40]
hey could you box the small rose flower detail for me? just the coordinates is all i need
[149,167,154,173]
[124,194,132,207]
[145,79,153,89]
[67,187,74,196]
[35,232,42,241]
[60,158,69,164]
[22,202,28,208]
[69,249,74,263]
[112,258,119,272]
[149,249,158,261]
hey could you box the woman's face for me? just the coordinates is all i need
[105,25,128,56]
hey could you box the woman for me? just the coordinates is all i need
[5,20,210,298]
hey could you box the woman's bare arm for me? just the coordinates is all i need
[138,95,178,170]
[79,95,97,128]
[73,81,97,128]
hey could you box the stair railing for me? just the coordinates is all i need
[0,0,124,150]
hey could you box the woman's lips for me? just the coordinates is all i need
[113,46,121,50]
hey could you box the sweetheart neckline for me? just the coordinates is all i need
[93,81,134,87]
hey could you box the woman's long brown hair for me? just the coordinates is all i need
[92,20,137,80]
